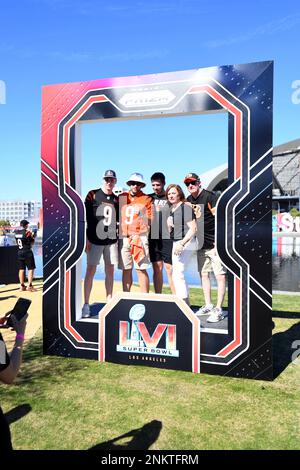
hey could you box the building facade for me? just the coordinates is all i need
[0,200,41,226]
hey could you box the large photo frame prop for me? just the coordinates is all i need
[41,61,273,379]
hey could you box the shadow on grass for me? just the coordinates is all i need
[0,287,20,294]
[0,295,17,302]
[4,404,32,425]
[89,420,162,451]
[31,283,43,290]
[273,321,300,379]
[272,310,300,320]
[16,334,86,388]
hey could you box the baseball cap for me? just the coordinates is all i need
[126,172,146,188]
[20,219,30,227]
[184,172,200,184]
[103,169,117,179]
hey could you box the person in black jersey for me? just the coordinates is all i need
[0,309,28,450]
[82,170,119,318]
[14,220,37,292]
[185,173,226,322]
[166,184,197,306]
[148,172,175,294]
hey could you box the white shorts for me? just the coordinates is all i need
[87,242,118,266]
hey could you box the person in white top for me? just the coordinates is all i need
[0,229,9,247]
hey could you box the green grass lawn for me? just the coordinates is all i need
[1,290,299,450]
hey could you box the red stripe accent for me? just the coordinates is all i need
[235,112,241,179]
[62,94,108,342]
[99,312,105,361]
[64,270,84,342]
[217,277,241,357]
[189,84,244,358]
[193,320,200,373]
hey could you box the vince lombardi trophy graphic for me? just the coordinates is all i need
[129,304,146,346]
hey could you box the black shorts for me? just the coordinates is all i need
[18,251,36,270]
[149,239,173,265]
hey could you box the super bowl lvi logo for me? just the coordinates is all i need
[117,304,179,357]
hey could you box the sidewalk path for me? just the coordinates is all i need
[0,280,43,351]
[0,280,139,350]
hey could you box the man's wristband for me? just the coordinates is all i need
[16,333,25,342]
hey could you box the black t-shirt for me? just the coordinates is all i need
[14,228,34,254]
[85,188,118,245]
[187,189,218,249]
[169,202,195,241]
[0,332,10,372]
[148,192,168,209]
[148,192,170,240]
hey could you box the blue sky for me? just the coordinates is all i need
[0,0,299,201]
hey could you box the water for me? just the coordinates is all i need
[32,237,300,292]
[272,236,300,292]
[32,241,203,286]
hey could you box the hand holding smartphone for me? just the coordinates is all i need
[6,298,31,328]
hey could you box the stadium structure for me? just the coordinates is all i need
[272,139,300,212]
[200,139,300,212]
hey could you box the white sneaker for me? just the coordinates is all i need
[82,303,91,318]
[207,307,225,323]
[195,304,214,316]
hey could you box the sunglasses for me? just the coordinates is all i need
[185,181,198,187]
[129,182,143,187]
[104,177,116,182]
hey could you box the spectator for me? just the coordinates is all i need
[148,172,175,294]
[119,173,152,293]
[166,184,197,306]
[14,220,37,292]
[82,170,119,318]
[185,173,226,322]
[0,311,27,450]
[0,228,9,247]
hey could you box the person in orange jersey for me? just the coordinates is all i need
[119,173,153,293]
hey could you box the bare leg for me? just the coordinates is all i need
[136,269,149,293]
[164,262,176,294]
[28,269,34,286]
[152,261,163,293]
[104,264,114,301]
[19,269,25,286]
[122,269,133,292]
[215,274,226,309]
[84,265,97,304]
[201,272,212,306]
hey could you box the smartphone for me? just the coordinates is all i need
[6,298,32,327]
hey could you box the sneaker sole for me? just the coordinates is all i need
[82,311,91,318]
[207,316,225,323]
